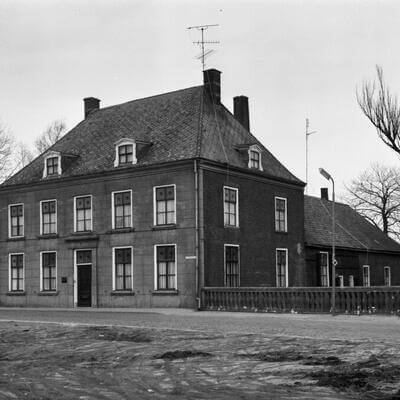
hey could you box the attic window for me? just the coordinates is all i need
[114,139,137,167]
[248,145,263,171]
[43,152,62,178]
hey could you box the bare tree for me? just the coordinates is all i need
[34,119,66,154]
[0,123,15,181]
[14,143,34,171]
[345,163,400,240]
[357,66,400,155]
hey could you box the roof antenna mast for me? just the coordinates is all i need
[187,24,219,71]
[306,118,317,194]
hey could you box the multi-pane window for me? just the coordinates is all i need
[156,245,176,290]
[75,196,92,232]
[46,157,59,176]
[224,187,238,227]
[363,265,370,287]
[319,252,329,287]
[118,144,133,165]
[9,204,24,237]
[276,249,288,287]
[249,150,260,169]
[384,266,391,286]
[41,252,56,291]
[41,200,57,234]
[114,248,132,291]
[10,254,24,292]
[225,245,239,287]
[275,197,287,232]
[155,186,175,225]
[113,191,132,229]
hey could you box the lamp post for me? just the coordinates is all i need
[319,167,336,316]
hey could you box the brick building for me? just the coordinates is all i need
[305,191,400,288]
[0,69,306,308]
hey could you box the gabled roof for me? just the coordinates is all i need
[304,195,400,253]
[3,85,303,187]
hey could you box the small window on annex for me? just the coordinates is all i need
[276,249,288,288]
[384,266,391,286]
[363,265,370,287]
[319,252,329,287]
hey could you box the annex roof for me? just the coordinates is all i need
[304,195,400,253]
[4,85,303,187]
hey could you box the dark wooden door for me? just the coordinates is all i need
[77,265,91,307]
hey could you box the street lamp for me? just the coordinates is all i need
[319,167,336,316]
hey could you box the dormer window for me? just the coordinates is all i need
[114,138,137,167]
[248,145,263,171]
[118,144,133,165]
[43,151,62,178]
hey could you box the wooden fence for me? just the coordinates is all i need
[201,287,400,314]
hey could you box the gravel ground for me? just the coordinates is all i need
[0,309,400,399]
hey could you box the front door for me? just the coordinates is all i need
[76,250,92,307]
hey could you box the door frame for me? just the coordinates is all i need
[74,248,92,307]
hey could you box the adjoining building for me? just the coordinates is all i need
[0,69,306,308]
[305,190,400,288]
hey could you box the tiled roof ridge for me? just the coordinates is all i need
[195,87,205,157]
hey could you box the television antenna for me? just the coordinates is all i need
[187,24,219,71]
[306,118,317,194]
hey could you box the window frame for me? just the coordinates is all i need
[223,186,239,228]
[319,251,330,287]
[43,151,62,178]
[276,248,289,288]
[224,244,240,287]
[362,265,370,287]
[154,244,177,291]
[384,266,391,286]
[111,190,133,230]
[247,145,263,171]
[274,196,288,233]
[153,184,177,226]
[40,251,57,292]
[39,199,57,235]
[114,138,137,167]
[8,203,24,238]
[112,246,134,291]
[9,253,24,292]
[74,195,93,233]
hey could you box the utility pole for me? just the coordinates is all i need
[187,24,219,71]
[306,118,317,194]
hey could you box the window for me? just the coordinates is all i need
[154,185,176,225]
[224,187,239,227]
[225,245,240,287]
[249,150,260,169]
[275,197,287,232]
[41,252,57,291]
[74,196,92,232]
[349,275,354,287]
[118,145,133,165]
[9,254,24,292]
[363,265,370,287]
[113,247,133,291]
[276,249,288,287]
[114,138,137,167]
[319,251,329,287]
[155,245,176,290]
[112,190,132,229]
[40,200,57,235]
[43,152,62,178]
[9,204,24,238]
[338,275,344,288]
[384,266,391,286]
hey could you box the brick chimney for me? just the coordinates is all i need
[83,97,100,118]
[233,96,250,131]
[203,69,221,104]
[321,187,329,201]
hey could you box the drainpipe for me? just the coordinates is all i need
[194,159,200,309]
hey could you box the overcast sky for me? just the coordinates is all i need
[1,0,399,197]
